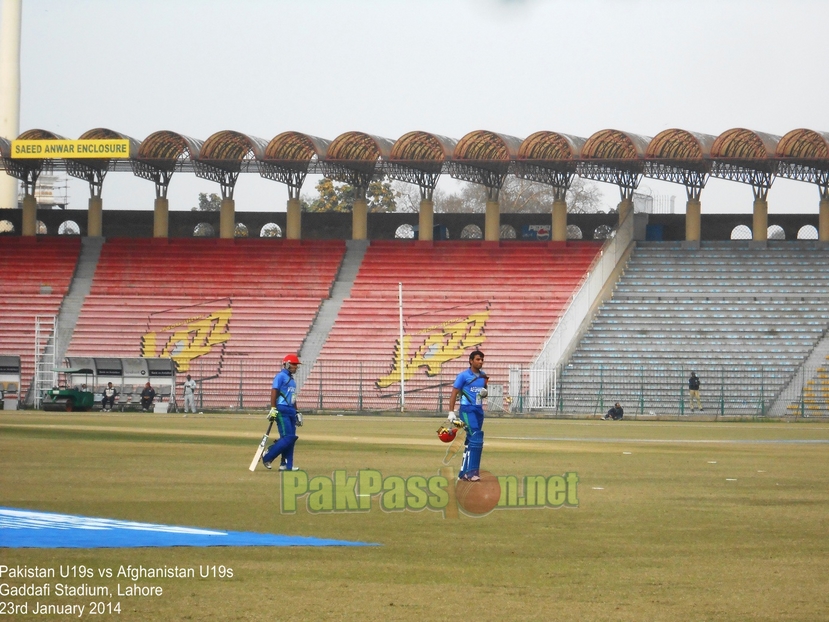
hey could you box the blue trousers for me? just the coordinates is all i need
[459,407,484,479]
[262,411,298,469]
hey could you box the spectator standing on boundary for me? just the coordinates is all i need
[140,382,156,412]
[688,371,703,412]
[262,354,302,471]
[101,382,117,412]
[603,403,624,420]
[182,374,197,414]
[448,350,488,482]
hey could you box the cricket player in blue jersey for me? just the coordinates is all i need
[262,354,303,471]
[447,349,488,481]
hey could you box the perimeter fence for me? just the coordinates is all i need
[179,358,829,419]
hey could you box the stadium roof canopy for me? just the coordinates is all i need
[132,130,204,198]
[579,129,651,198]
[644,129,717,198]
[259,131,331,197]
[386,131,457,192]
[775,129,829,195]
[514,131,585,190]
[67,128,142,198]
[4,126,829,201]
[193,130,268,198]
[710,128,780,196]
[449,130,523,191]
[321,131,394,189]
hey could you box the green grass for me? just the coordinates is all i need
[2,412,829,621]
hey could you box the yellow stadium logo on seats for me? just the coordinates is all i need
[141,307,232,373]
[376,309,489,389]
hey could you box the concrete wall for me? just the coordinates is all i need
[0,209,821,241]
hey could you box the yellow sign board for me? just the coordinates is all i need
[11,139,130,159]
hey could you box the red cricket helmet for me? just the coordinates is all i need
[282,354,301,366]
[437,426,458,443]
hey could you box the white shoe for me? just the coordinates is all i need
[278,465,299,471]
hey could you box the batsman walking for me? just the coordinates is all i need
[448,350,488,482]
[262,354,302,471]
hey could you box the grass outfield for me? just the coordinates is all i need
[2,412,829,621]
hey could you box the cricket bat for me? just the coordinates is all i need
[248,420,274,471]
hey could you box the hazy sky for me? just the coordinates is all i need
[10,0,829,214]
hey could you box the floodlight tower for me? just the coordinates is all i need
[0,0,21,210]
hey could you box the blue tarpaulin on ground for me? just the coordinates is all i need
[0,507,377,548]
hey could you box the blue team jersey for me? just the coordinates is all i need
[453,368,487,410]
[272,369,297,415]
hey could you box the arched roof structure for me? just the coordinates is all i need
[579,129,651,197]
[644,129,716,197]
[387,131,457,191]
[67,128,142,198]
[4,129,66,194]
[322,131,394,188]
[259,131,331,195]
[514,131,585,189]
[193,130,268,198]
[449,130,522,190]
[132,130,204,198]
[710,128,780,194]
[775,129,829,192]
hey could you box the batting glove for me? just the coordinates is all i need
[296,412,303,427]
[447,411,456,423]
[479,388,488,398]
[267,407,278,421]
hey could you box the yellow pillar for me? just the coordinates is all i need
[352,198,367,240]
[685,198,701,242]
[88,196,103,237]
[552,198,567,241]
[618,197,633,222]
[752,197,768,242]
[418,198,434,241]
[819,198,829,243]
[21,193,37,236]
[286,197,301,240]
[485,199,500,242]
[220,198,235,239]
[153,197,169,238]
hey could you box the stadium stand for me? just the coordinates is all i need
[301,240,603,411]
[64,238,345,408]
[559,241,829,415]
[0,237,82,401]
